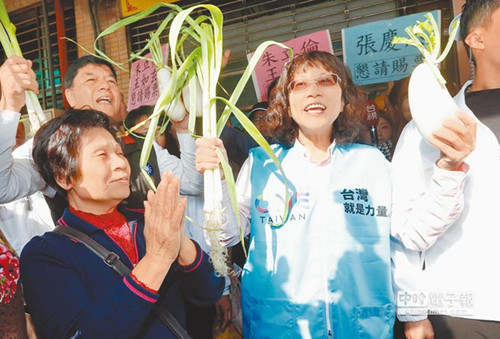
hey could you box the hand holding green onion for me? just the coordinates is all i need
[194,138,228,175]
[91,3,291,275]
[0,56,39,112]
[0,0,46,133]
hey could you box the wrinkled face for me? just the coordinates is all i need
[59,127,131,212]
[377,117,392,143]
[65,64,125,125]
[288,65,343,139]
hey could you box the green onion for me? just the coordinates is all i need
[89,4,292,275]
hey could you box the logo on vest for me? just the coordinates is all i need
[254,195,269,213]
[254,192,310,224]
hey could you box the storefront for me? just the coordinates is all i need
[2,0,464,111]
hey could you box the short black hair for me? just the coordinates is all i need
[32,108,116,197]
[460,0,500,43]
[64,55,117,89]
[124,105,154,130]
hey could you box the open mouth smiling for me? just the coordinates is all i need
[304,103,326,113]
[96,96,111,104]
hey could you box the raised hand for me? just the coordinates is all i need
[143,171,187,266]
[0,56,38,112]
[170,114,189,134]
[195,137,228,174]
[428,111,476,171]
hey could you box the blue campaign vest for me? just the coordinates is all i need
[241,142,395,338]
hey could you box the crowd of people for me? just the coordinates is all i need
[1,0,499,338]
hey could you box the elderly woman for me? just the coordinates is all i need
[197,51,395,338]
[21,109,223,338]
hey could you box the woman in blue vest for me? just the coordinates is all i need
[198,50,395,338]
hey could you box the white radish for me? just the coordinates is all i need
[157,67,186,122]
[392,12,461,143]
[408,62,459,140]
[182,74,204,117]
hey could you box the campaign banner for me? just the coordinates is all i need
[342,10,440,86]
[248,30,333,102]
[127,44,168,112]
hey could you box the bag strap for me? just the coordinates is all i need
[53,225,191,339]
[54,225,130,276]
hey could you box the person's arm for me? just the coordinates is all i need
[154,116,203,196]
[132,171,187,291]
[140,171,223,305]
[0,56,48,203]
[154,135,203,195]
[390,118,471,251]
[174,239,225,306]
[194,137,252,248]
[391,238,435,338]
[391,237,428,321]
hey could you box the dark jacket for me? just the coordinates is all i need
[20,206,224,338]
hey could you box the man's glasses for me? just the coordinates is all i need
[288,73,342,92]
[252,114,268,122]
[249,107,268,122]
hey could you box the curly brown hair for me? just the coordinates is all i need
[266,51,366,148]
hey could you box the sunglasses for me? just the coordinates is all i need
[288,73,342,92]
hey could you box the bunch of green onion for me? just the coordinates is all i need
[91,3,291,275]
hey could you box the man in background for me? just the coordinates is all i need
[391,0,500,337]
